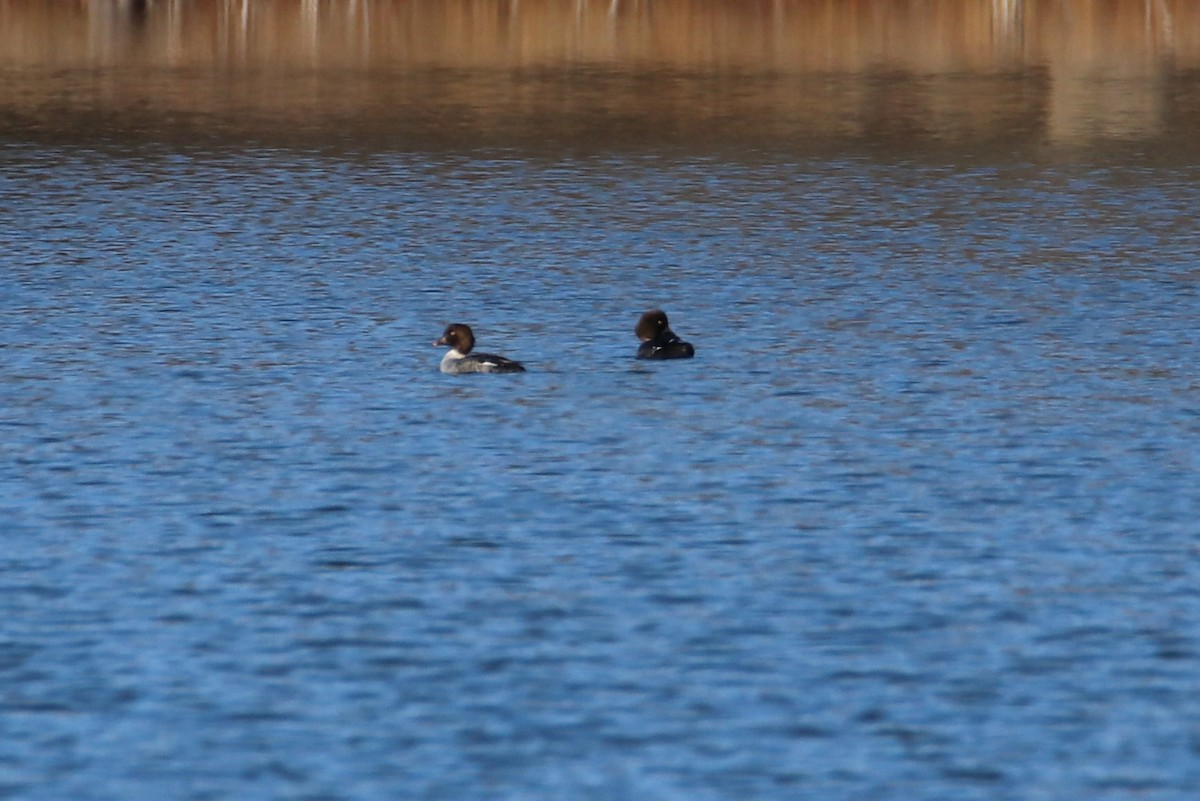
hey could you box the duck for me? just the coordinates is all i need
[635,309,695,360]
[434,323,526,374]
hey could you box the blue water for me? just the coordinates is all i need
[2,144,1200,800]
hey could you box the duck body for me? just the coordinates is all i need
[635,309,695,360]
[434,323,526,374]
[439,349,526,374]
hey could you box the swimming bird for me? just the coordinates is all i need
[635,309,695,360]
[434,323,526,374]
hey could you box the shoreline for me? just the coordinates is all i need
[2,0,1195,73]
[2,0,1197,153]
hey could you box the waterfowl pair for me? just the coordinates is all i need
[434,309,694,374]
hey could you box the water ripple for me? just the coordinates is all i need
[1,146,1198,800]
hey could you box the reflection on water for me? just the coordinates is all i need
[1,0,1198,153]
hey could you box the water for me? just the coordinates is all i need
[4,144,1198,800]
[4,4,1200,800]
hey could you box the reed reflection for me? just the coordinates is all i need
[0,0,1196,151]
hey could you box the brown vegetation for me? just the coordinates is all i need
[0,1,1195,149]
[0,0,1194,72]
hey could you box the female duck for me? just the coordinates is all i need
[434,323,526,374]
[635,309,695,360]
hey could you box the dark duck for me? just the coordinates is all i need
[635,309,695,360]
